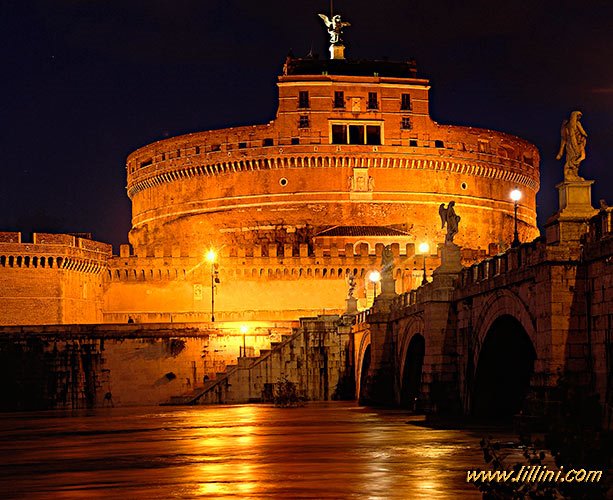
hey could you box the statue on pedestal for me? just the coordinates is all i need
[556,111,588,181]
[439,201,461,244]
[318,13,351,45]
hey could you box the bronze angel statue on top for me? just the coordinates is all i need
[318,13,351,45]
[439,201,461,244]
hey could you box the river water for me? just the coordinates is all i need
[0,402,508,499]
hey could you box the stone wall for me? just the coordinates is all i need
[0,323,295,410]
[0,233,111,325]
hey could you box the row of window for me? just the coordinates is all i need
[298,90,412,111]
[137,134,523,170]
[298,115,412,130]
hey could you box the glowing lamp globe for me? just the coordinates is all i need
[205,249,217,263]
[510,188,522,202]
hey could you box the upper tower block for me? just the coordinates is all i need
[276,56,430,146]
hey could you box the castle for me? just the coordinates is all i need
[1,15,611,417]
[0,40,540,328]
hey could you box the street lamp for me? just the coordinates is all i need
[369,270,381,300]
[205,249,219,322]
[510,188,522,248]
[240,324,248,357]
[418,242,430,285]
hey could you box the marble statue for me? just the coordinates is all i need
[347,274,356,299]
[556,111,588,181]
[381,245,394,277]
[439,201,461,244]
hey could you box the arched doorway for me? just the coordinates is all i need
[358,345,371,403]
[400,334,425,408]
[473,315,536,419]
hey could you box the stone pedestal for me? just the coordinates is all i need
[380,273,396,298]
[430,243,463,299]
[433,243,463,276]
[545,179,597,244]
[330,44,345,60]
[345,296,358,315]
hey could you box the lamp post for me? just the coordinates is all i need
[510,188,522,248]
[418,242,430,285]
[205,249,219,322]
[240,324,248,357]
[368,270,381,303]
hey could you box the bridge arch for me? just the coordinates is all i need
[356,330,371,402]
[472,289,536,359]
[400,333,425,408]
[472,314,536,418]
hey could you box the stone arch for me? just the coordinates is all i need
[356,330,371,402]
[472,289,536,362]
[398,315,425,373]
[400,333,425,408]
[472,314,536,418]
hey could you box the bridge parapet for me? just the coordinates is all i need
[457,238,550,292]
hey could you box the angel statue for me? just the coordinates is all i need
[347,273,356,299]
[439,201,461,244]
[318,13,351,45]
[556,111,588,181]
[381,245,394,278]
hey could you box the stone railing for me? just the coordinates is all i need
[458,239,545,288]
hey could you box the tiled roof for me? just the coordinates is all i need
[314,226,411,237]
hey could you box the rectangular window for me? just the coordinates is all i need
[291,137,300,145]
[366,125,381,145]
[332,124,347,144]
[140,158,152,168]
[435,140,445,148]
[238,142,247,149]
[195,146,200,154]
[409,139,418,147]
[211,144,221,152]
[401,93,411,110]
[177,149,181,158]
[298,91,309,108]
[331,122,383,145]
[263,138,274,146]
[334,91,345,108]
[299,115,310,128]
[367,92,378,110]
[401,117,412,130]
[349,125,364,144]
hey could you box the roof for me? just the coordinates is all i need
[283,57,419,78]
[314,226,411,237]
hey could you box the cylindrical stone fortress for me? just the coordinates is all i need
[126,57,540,258]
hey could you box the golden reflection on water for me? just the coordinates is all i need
[192,406,261,496]
[0,403,498,499]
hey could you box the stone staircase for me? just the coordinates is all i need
[160,315,349,406]
[161,332,300,406]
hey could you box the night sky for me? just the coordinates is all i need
[2,1,612,250]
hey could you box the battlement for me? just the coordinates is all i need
[0,232,112,274]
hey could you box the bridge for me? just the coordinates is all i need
[354,182,612,421]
